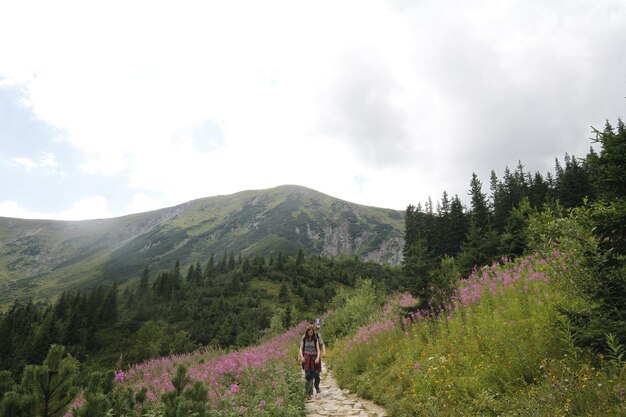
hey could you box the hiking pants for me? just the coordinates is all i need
[305,369,320,394]
[303,353,320,394]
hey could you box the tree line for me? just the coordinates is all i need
[403,119,625,351]
[0,250,402,380]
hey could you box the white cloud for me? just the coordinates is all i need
[11,152,58,170]
[1,0,625,218]
[0,197,113,221]
[124,193,165,216]
[0,201,38,219]
[56,197,113,221]
[12,157,37,170]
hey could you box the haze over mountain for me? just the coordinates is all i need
[0,185,404,307]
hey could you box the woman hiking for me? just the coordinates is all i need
[299,324,321,396]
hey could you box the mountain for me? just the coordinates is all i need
[0,185,405,307]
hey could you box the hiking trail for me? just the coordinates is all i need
[304,363,388,417]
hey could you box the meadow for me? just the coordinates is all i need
[66,323,309,416]
[327,253,626,416]
[60,250,625,416]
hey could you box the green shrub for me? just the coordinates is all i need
[321,279,384,344]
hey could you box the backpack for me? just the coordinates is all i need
[301,333,320,354]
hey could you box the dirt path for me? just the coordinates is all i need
[304,364,388,417]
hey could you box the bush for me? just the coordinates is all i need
[321,279,384,344]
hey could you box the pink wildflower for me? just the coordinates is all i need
[229,383,239,395]
[114,370,125,383]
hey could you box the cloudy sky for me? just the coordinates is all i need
[1,0,625,220]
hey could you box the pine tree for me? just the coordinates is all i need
[468,173,491,232]
[18,345,79,417]
[490,170,509,233]
[296,248,305,267]
[529,171,549,210]
[448,195,467,255]
[204,254,215,280]
[227,253,236,271]
[139,266,150,293]
[278,281,289,303]
[459,173,499,272]
[435,191,453,256]
[558,154,594,207]
[99,285,118,325]
[185,264,196,284]
[590,119,626,200]
[402,236,434,305]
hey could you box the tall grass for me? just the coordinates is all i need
[328,254,626,416]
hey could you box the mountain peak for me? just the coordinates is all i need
[0,186,405,306]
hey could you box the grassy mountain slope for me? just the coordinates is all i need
[0,185,404,306]
[325,255,626,416]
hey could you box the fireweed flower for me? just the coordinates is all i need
[229,383,239,395]
[115,370,125,383]
[121,322,308,399]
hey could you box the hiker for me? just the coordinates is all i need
[314,318,327,358]
[299,324,321,396]
[302,318,326,357]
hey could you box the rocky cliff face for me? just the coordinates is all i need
[313,223,404,264]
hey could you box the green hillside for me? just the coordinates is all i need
[0,185,404,307]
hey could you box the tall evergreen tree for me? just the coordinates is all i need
[204,254,215,281]
[403,205,418,264]
[468,173,491,232]
[139,266,150,293]
[558,153,594,207]
[529,171,549,210]
[447,195,468,256]
[401,237,434,306]
[459,173,498,272]
[590,119,626,200]
[98,285,118,325]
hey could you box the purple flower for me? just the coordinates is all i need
[229,383,239,395]
[114,370,125,383]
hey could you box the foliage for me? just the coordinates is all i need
[0,252,402,379]
[68,324,309,417]
[321,279,384,344]
[328,254,626,416]
[0,345,79,417]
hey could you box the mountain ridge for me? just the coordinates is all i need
[0,185,405,306]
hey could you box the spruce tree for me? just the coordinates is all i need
[572,118,626,349]
[459,173,499,272]
[448,195,468,257]
[468,173,490,232]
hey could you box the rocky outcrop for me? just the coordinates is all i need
[307,223,404,266]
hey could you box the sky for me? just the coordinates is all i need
[1,0,625,221]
